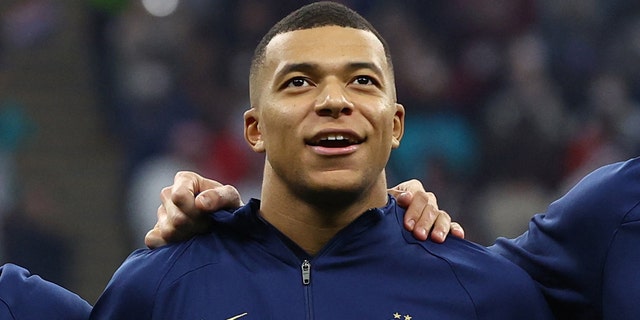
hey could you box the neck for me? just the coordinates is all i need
[259,166,389,255]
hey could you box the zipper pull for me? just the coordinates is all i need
[301,260,311,285]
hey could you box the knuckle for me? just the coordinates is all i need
[160,186,172,199]
[438,210,451,222]
[224,184,239,193]
[175,171,191,179]
[171,187,193,206]
[156,205,164,218]
[171,213,190,228]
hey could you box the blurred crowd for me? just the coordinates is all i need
[3,0,640,274]
[0,0,75,287]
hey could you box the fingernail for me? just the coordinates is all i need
[407,219,416,229]
[439,231,446,240]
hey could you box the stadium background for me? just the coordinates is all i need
[1,0,639,303]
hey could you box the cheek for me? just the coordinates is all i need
[260,108,298,146]
[366,106,396,133]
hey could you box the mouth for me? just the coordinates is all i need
[306,132,365,148]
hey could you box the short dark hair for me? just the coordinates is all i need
[249,1,393,86]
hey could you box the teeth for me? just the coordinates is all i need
[322,134,347,141]
[313,133,361,145]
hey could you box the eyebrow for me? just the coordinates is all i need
[347,62,384,77]
[275,62,318,79]
[274,61,385,82]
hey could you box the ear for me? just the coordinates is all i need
[391,103,405,149]
[244,108,265,153]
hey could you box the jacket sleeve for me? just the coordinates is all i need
[489,157,640,319]
[0,263,92,320]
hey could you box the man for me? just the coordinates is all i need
[90,2,551,319]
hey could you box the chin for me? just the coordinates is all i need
[298,177,368,204]
[301,187,362,209]
[311,173,364,192]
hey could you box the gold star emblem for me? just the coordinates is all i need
[393,313,401,319]
[404,315,412,320]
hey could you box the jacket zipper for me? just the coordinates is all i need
[301,260,311,285]
[301,259,313,319]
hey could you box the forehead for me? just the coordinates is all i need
[264,26,389,74]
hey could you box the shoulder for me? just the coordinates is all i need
[558,157,640,223]
[376,203,553,318]
[503,157,640,240]
[103,206,253,291]
[412,237,552,317]
[393,199,533,281]
[492,157,640,252]
[91,234,225,319]
[398,197,538,285]
[0,263,91,320]
[110,232,227,287]
[100,204,257,294]
[421,237,535,281]
[489,157,640,317]
[91,205,261,319]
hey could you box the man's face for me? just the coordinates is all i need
[245,26,404,197]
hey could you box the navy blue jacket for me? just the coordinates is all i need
[492,157,640,319]
[90,197,552,319]
[0,263,91,320]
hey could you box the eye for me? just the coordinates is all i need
[286,77,312,88]
[352,76,376,86]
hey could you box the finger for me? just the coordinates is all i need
[428,210,451,243]
[195,185,244,211]
[170,172,203,210]
[389,179,428,198]
[145,205,173,248]
[450,222,465,239]
[396,192,416,230]
[159,186,195,234]
[156,202,187,241]
[394,191,413,209]
[410,201,441,242]
[145,222,167,249]
[402,191,437,234]
[161,188,204,240]
[388,187,408,200]
[152,181,215,248]
[165,203,208,237]
[144,226,162,249]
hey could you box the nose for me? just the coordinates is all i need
[314,82,354,118]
